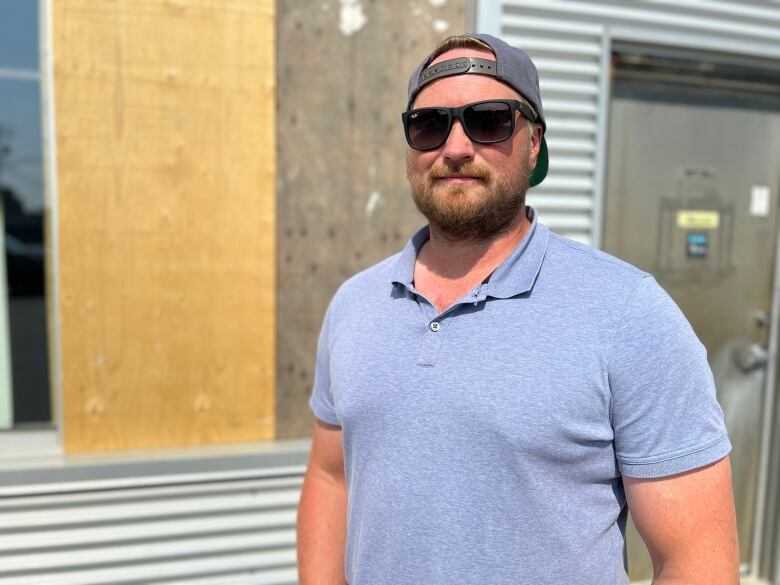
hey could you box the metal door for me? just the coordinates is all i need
[604,66,780,580]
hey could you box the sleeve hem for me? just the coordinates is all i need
[618,433,732,478]
[308,394,340,426]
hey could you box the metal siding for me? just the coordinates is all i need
[0,466,305,585]
[479,0,780,245]
[498,12,604,245]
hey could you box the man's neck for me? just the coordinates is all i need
[418,212,531,280]
[412,212,531,313]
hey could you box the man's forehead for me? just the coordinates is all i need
[428,47,496,67]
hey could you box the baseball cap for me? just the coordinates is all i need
[406,33,548,188]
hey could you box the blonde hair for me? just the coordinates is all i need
[428,34,493,62]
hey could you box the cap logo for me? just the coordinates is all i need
[419,57,497,88]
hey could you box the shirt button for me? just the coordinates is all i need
[429,321,440,332]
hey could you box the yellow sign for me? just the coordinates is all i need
[676,210,720,229]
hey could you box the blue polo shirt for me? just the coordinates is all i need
[309,209,731,585]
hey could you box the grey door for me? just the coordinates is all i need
[604,70,780,580]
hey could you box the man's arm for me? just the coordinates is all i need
[624,456,740,585]
[297,419,348,585]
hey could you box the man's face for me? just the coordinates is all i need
[406,48,542,241]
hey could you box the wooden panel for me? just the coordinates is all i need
[53,0,276,452]
[276,2,468,437]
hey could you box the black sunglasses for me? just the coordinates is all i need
[402,99,537,151]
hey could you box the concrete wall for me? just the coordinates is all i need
[277,1,469,437]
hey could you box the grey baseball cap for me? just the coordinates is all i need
[406,33,548,187]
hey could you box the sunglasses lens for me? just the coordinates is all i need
[406,109,450,149]
[464,102,513,143]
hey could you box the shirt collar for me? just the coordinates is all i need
[389,206,549,299]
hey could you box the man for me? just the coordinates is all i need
[297,33,739,585]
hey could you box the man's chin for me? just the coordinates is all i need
[424,201,498,236]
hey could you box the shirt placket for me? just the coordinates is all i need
[409,285,488,366]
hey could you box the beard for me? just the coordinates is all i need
[406,152,532,242]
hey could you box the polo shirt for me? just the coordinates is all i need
[309,208,731,585]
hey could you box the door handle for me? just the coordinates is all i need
[735,342,768,373]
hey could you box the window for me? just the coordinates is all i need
[0,1,51,429]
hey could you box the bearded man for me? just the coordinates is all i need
[297,33,739,585]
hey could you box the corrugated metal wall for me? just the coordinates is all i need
[0,454,306,585]
[476,0,780,247]
[502,13,606,245]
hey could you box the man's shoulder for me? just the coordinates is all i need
[544,229,651,289]
[546,230,648,278]
[532,227,668,315]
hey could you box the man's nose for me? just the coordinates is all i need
[442,119,475,163]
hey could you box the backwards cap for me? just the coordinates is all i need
[406,33,548,188]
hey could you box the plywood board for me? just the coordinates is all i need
[53,0,276,452]
[276,2,468,437]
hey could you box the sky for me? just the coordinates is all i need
[0,0,43,214]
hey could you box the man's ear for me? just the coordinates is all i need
[529,124,543,166]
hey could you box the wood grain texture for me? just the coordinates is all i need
[276,2,467,438]
[53,0,276,453]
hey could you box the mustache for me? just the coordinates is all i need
[428,162,492,182]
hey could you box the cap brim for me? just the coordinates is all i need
[529,137,548,188]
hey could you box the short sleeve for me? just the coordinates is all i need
[308,300,341,426]
[609,276,731,478]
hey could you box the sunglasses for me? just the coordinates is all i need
[402,99,537,151]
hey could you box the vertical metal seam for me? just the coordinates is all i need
[40,0,63,444]
[591,27,611,250]
[752,218,780,576]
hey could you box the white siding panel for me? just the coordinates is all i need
[545,138,595,153]
[1,488,300,529]
[504,0,780,42]
[3,530,297,573]
[547,156,595,173]
[0,466,304,585]
[513,37,603,56]
[0,465,306,497]
[544,119,598,134]
[531,58,601,76]
[543,99,598,116]
[2,549,299,585]
[539,79,599,96]
[0,475,302,509]
[534,176,595,192]
[500,13,604,37]
[539,212,593,231]
[499,7,603,238]
[642,0,780,23]
[0,509,297,552]
[527,194,593,211]
[165,567,299,585]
